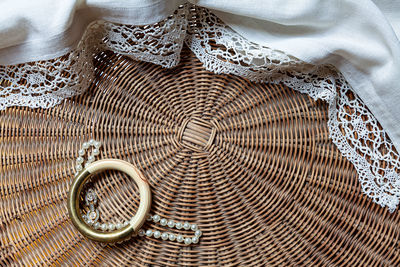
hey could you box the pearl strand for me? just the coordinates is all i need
[75,139,101,176]
[77,140,202,245]
[138,214,202,245]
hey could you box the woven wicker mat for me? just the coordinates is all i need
[1,46,400,266]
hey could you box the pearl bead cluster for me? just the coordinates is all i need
[81,188,100,226]
[84,215,129,232]
[75,139,101,177]
[82,188,129,232]
[76,140,202,245]
[138,214,202,245]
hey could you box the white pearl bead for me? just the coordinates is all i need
[82,142,89,149]
[191,236,199,244]
[88,155,95,162]
[94,141,101,148]
[153,215,160,222]
[108,224,115,231]
[101,224,107,231]
[116,223,122,229]
[146,215,152,221]
[138,229,145,236]
[176,235,184,242]
[89,139,95,145]
[92,149,100,156]
[161,232,169,240]
[160,218,167,226]
[184,237,192,245]
[86,193,94,203]
[153,231,161,238]
[167,220,175,228]
[175,222,183,229]
[146,230,153,237]
[76,165,83,171]
[78,149,85,156]
[93,222,100,229]
[124,221,129,227]
[76,157,84,164]
[191,224,198,231]
[169,233,176,241]
[88,209,96,218]
[195,230,202,237]
[183,222,190,230]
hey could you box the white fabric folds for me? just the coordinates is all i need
[1,0,400,211]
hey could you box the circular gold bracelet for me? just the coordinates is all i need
[67,159,152,243]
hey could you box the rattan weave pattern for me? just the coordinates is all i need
[1,46,400,266]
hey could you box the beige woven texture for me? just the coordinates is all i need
[1,46,400,266]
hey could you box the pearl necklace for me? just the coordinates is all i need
[74,140,202,245]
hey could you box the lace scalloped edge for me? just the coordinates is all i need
[1,4,400,211]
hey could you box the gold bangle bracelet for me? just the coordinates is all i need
[67,159,152,243]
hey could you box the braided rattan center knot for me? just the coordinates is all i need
[177,117,216,152]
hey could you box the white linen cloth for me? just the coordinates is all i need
[372,0,400,39]
[0,0,184,64]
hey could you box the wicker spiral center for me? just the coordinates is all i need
[177,117,216,152]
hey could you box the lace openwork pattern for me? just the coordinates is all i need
[0,6,188,110]
[0,4,399,211]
